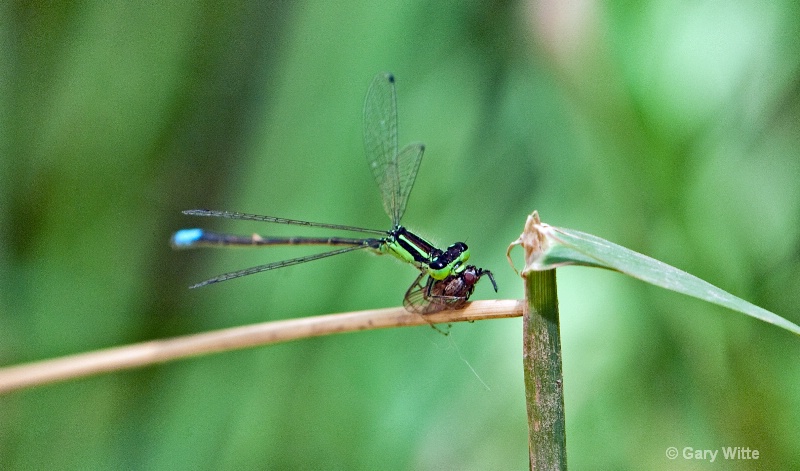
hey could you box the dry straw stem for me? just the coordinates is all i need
[0,300,521,395]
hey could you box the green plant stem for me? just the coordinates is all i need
[523,267,566,470]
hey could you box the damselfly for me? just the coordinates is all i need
[172,73,497,313]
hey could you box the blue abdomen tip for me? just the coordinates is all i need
[172,228,204,246]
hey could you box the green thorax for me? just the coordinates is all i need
[378,226,470,280]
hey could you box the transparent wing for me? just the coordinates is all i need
[403,273,446,314]
[181,209,386,235]
[188,245,368,289]
[392,143,424,225]
[363,73,424,227]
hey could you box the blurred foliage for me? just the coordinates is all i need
[1,0,799,469]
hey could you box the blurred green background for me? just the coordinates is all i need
[2,1,799,469]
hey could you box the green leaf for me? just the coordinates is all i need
[508,212,800,336]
